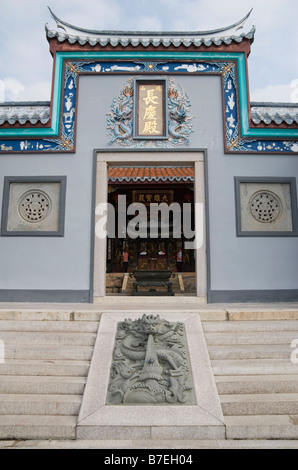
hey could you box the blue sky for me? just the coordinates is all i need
[0,0,298,102]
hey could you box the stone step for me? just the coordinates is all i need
[208,344,293,360]
[211,359,297,376]
[0,359,90,377]
[0,315,98,441]
[0,331,96,346]
[0,321,99,333]
[0,376,86,395]
[0,394,82,416]
[225,415,298,440]
[220,393,298,416]
[215,375,298,395]
[0,311,101,322]
[205,331,298,345]
[225,309,298,322]
[0,415,77,440]
[203,320,298,333]
[3,344,94,361]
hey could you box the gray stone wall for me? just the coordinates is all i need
[0,73,297,301]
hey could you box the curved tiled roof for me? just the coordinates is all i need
[251,103,298,125]
[45,8,255,48]
[108,167,194,183]
[0,102,50,125]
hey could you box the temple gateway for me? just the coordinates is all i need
[0,9,298,304]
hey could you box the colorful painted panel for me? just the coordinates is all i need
[0,54,298,154]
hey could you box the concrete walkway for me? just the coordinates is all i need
[1,439,298,449]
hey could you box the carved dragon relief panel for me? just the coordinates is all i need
[106,314,196,405]
[107,77,194,148]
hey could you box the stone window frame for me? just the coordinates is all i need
[1,176,67,237]
[234,176,298,237]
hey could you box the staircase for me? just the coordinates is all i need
[1,307,298,443]
[0,311,99,440]
[202,315,298,440]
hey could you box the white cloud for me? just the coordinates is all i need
[16,81,51,102]
[1,77,51,102]
[56,0,122,29]
[250,81,298,103]
[0,81,5,102]
[133,16,163,31]
[291,80,298,103]
[2,78,25,102]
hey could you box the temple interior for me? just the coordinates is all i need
[106,165,196,295]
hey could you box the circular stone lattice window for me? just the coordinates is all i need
[18,190,52,223]
[249,190,282,223]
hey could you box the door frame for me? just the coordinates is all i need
[92,149,208,300]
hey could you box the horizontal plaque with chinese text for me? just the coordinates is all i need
[132,190,174,205]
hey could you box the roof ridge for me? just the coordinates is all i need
[0,101,50,107]
[251,102,298,108]
[47,7,253,38]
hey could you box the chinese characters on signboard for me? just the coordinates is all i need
[132,190,174,205]
[135,80,167,139]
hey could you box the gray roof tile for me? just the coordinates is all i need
[0,103,50,125]
[45,8,255,49]
[251,103,298,125]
